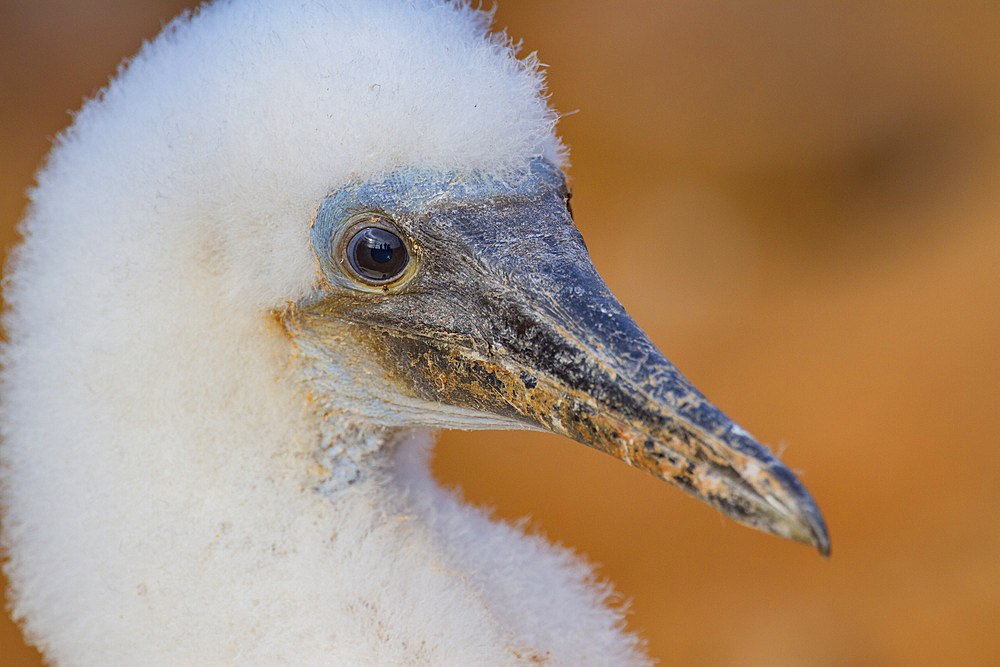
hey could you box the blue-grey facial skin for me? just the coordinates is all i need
[293,158,829,555]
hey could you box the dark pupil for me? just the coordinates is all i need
[370,244,393,264]
[348,227,407,281]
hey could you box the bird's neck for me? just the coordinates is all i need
[313,413,411,495]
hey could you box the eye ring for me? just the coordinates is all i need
[334,214,415,289]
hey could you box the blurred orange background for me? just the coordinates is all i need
[1,2,998,664]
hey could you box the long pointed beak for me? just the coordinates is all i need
[508,258,829,554]
[298,158,829,554]
[379,257,830,555]
[510,292,830,554]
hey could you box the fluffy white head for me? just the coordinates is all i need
[23,0,565,311]
[1,1,645,664]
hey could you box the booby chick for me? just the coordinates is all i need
[1,1,828,664]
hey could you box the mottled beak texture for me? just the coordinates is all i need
[297,159,829,555]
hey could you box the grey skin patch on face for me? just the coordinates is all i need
[284,158,830,555]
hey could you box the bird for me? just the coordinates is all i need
[0,1,829,664]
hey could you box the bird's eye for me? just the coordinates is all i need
[343,224,409,283]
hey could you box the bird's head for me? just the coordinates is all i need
[3,0,826,562]
[282,158,829,554]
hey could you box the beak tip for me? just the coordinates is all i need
[792,494,831,557]
[759,455,830,557]
[810,525,831,558]
[811,515,831,558]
